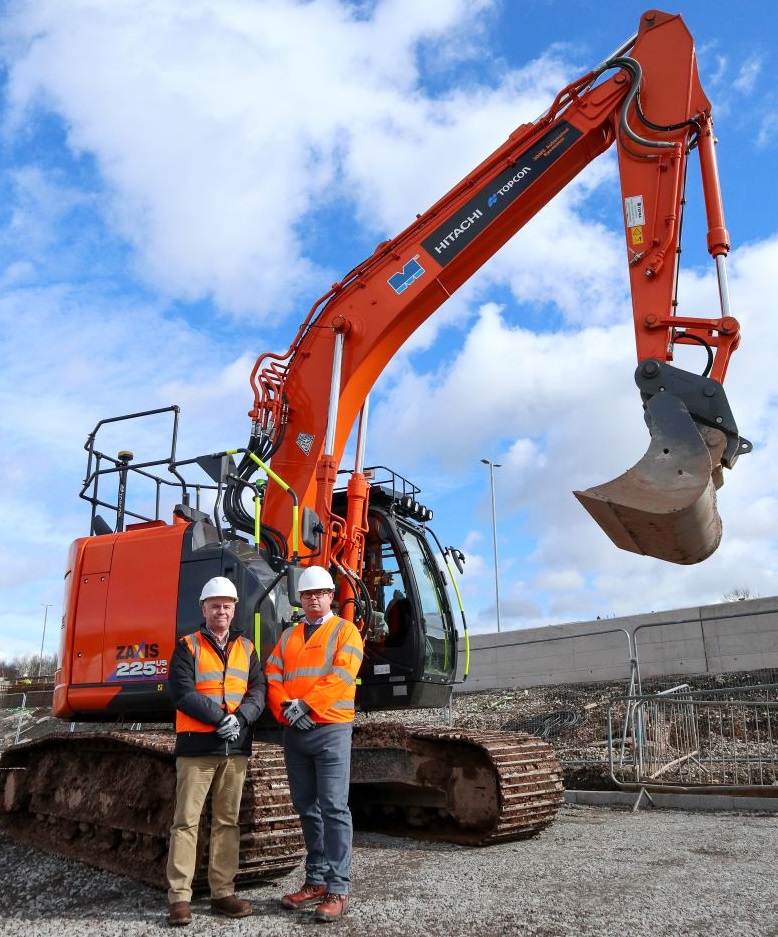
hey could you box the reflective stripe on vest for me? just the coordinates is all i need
[281,620,361,684]
[268,617,363,723]
[175,632,252,733]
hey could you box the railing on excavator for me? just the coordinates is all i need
[79,405,224,535]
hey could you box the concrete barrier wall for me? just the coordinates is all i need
[455,595,778,693]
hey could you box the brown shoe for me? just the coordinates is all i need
[280,882,328,910]
[210,895,253,918]
[314,893,350,922]
[168,901,192,926]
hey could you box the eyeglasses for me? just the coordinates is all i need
[299,589,333,599]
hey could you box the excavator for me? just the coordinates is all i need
[0,10,750,888]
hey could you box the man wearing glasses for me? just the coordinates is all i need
[266,566,364,922]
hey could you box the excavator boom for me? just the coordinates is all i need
[244,9,747,569]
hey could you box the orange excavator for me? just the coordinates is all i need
[1,10,749,887]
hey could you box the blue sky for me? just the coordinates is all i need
[1,0,777,659]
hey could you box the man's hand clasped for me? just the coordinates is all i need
[216,713,241,741]
[282,698,315,731]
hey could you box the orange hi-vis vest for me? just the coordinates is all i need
[266,616,364,724]
[175,632,253,733]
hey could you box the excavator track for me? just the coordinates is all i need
[0,732,304,889]
[1,725,561,886]
[350,724,564,843]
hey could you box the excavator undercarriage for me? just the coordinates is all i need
[350,724,564,844]
[0,726,563,887]
[0,732,305,889]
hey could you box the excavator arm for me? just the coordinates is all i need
[236,10,749,576]
[571,13,752,561]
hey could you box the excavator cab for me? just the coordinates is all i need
[54,410,458,721]
[332,472,458,712]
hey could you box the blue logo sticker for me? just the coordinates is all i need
[388,256,425,294]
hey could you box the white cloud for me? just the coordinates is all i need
[0,0,776,657]
[756,113,778,151]
[733,57,761,94]
[2,0,501,319]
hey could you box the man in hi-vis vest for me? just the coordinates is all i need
[266,565,364,922]
[166,576,265,927]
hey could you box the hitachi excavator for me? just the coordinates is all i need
[1,10,750,887]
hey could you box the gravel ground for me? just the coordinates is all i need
[2,676,777,935]
[1,804,776,937]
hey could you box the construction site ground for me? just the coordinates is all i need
[1,804,776,937]
[1,674,776,935]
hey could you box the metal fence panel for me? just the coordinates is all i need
[608,684,778,791]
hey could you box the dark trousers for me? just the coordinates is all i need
[283,722,353,894]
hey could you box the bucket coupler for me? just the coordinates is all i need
[574,360,751,566]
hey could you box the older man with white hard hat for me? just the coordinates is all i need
[165,576,265,927]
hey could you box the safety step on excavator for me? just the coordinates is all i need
[0,9,750,886]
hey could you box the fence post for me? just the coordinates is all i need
[14,693,27,745]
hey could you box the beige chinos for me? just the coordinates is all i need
[166,754,249,903]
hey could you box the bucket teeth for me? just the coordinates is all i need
[574,393,727,565]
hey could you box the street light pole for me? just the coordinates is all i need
[38,604,53,677]
[480,458,502,633]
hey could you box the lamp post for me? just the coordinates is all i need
[38,604,53,677]
[480,458,502,633]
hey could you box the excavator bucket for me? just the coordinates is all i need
[574,392,728,565]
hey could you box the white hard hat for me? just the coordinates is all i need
[297,566,335,592]
[199,576,239,603]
